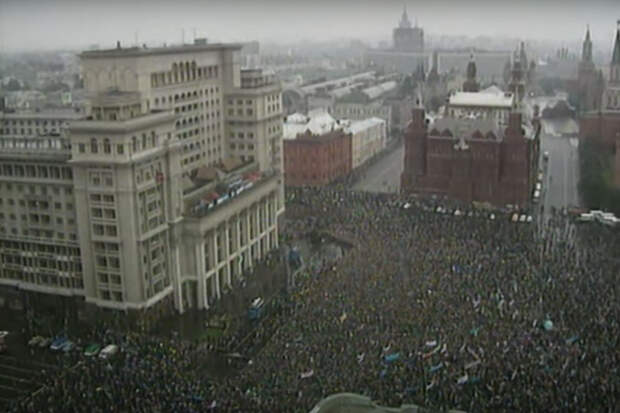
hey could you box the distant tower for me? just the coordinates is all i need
[610,20,620,85]
[503,58,512,86]
[393,5,424,52]
[401,99,428,193]
[519,41,528,73]
[462,52,480,92]
[508,48,526,102]
[582,25,593,63]
[603,20,620,112]
[427,50,440,84]
[578,25,603,112]
[399,5,412,29]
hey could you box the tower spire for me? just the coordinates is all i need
[613,19,620,64]
[399,3,412,28]
[582,24,593,62]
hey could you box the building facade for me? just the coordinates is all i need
[401,103,540,207]
[347,118,387,170]
[0,41,285,317]
[225,68,284,174]
[283,130,352,187]
[579,21,620,186]
[446,86,515,124]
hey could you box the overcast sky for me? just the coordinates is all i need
[0,0,618,52]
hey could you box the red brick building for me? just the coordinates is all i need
[579,21,620,186]
[283,130,352,187]
[401,105,540,207]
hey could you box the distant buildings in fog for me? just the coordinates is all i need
[364,9,514,83]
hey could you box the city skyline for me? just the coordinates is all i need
[1,0,619,52]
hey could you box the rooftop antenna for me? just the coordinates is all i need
[193,28,197,43]
[134,31,138,47]
[182,28,185,45]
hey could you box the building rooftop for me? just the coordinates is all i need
[329,83,365,99]
[283,109,344,140]
[80,42,242,59]
[345,117,386,135]
[362,81,398,100]
[301,72,376,95]
[69,110,175,134]
[448,90,514,108]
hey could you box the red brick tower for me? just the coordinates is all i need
[401,97,427,193]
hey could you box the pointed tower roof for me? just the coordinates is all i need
[399,4,412,29]
[466,52,477,80]
[613,20,620,64]
[582,25,593,62]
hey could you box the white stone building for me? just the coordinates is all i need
[345,118,387,170]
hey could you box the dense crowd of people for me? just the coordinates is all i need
[7,187,619,412]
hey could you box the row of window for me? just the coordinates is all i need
[0,164,73,180]
[0,240,80,257]
[0,270,84,289]
[152,86,220,107]
[78,132,160,156]
[0,212,75,226]
[0,127,62,136]
[1,119,64,126]
[0,198,74,211]
[1,255,80,273]
[0,226,78,240]
[89,171,114,187]
[229,143,255,150]
[89,193,115,204]
[150,63,220,88]
[92,223,118,237]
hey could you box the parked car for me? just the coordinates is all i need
[28,336,44,347]
[84,343,101,357]
[0,331,9,344]
[99,344,119,359]
[50,336,68,351]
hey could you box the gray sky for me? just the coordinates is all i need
[0,0,618,52]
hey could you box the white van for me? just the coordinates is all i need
[99,344,119,359]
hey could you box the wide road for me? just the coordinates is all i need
[352,142,404,193]
[539,119,580,212]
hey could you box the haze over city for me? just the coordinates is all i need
[1,0,620,412]
[1,0,619,52]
